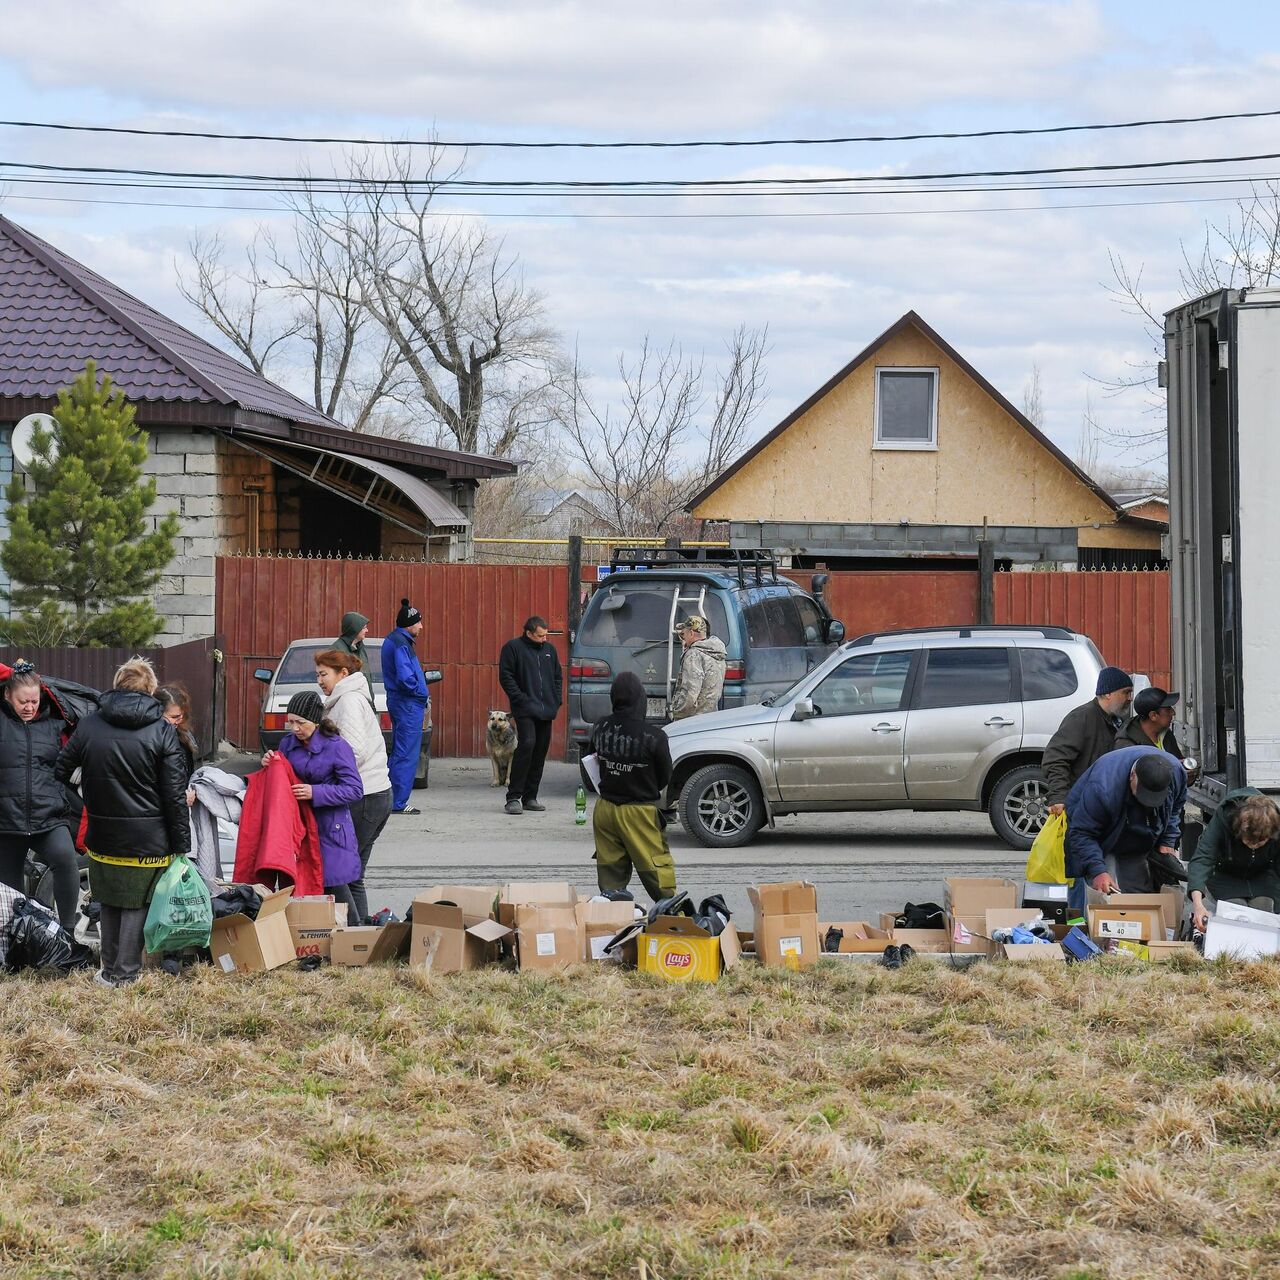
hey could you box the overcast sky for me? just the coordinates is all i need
[2,0,1279,475]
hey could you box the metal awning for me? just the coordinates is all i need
[229,434,470,534]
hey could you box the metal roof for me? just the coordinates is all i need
[0,213,517,483]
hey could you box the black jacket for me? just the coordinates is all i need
[55,690,190,859]
[0,694,78,836]
[499,635,563,721]
[589,684,673,805]
[1042,699,1122,806]
[1114,715,1184,761]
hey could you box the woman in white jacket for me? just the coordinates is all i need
[315,649,392,924]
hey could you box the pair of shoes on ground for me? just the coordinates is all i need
[504,799,546,815]
[881,943,916,970]
[393,804,421,816]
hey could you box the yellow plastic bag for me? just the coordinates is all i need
[1025,811,1068,885]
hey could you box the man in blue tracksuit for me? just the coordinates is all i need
[1064,744,1187,914]
[381,598,429,815]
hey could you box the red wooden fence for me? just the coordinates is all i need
[216,557,569,757]
[794,570,981,637]
[995,571,1171,689]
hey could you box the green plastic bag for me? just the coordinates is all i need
[144,856,213,953]
[1025,811,1069,885]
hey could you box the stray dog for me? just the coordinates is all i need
[486,710,518,787]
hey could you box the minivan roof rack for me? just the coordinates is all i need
[606,546,780,586]
[849,624,1079,645]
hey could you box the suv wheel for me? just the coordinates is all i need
[681,763,764,848]
[989,765,1049,851]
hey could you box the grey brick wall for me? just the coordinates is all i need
[145,429,218,646]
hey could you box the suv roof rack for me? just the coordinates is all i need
[849,624,1079,646]
[606,545,780,586]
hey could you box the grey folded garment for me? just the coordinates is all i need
[188,766,247,886]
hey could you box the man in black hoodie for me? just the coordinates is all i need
[588,672,676,901]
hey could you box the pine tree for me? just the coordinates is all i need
[2,361,179,646]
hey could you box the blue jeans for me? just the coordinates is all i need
[386,694,426,810]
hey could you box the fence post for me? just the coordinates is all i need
[978,540,995,625]
[567,534,583,645]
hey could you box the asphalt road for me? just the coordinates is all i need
[357,759,1024,925]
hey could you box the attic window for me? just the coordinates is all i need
[874,367,938,449]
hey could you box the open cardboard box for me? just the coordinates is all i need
[1087,888,1184,940]
[634,914,741,983]
[514,901,581,971]
[498,881,575,928]
[410,888,512,973]
[945,876,1019,917]
[818,920,892,955]
[211,885,295,974]
[1002,941,1066,963]
[749,881,820,968]
[1088,904,1165,944]
[578,898,640,961]
[878,913,953,954]
[286,895,347,961]
[331,922,412,966]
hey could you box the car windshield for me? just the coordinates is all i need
[579,583,729,650]
[277,642,384,685]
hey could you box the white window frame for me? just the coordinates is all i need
[873,366,939,451]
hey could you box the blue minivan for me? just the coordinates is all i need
[568,549,845,749]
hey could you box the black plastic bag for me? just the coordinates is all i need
[6,899,78,973]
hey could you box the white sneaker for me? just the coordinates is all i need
[94,971,116,988]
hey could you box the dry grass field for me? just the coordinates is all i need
[2,957,1279,1279]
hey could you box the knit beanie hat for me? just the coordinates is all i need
[1095,665,1133,697]
[286,691,325,724]
[396,598,422,629]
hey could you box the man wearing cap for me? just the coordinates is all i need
[668,615,727,721]
[380,599,429,816]
[334,611,374,701]
[1041,665,1135,817]
[1114,687,1185,761]
[1064,745,1187,904]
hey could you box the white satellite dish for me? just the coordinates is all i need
[10,413,59,472]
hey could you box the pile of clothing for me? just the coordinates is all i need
[0,882,92,974]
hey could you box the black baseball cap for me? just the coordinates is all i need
[1134,687,1180,718]
[1133,752,1175,807]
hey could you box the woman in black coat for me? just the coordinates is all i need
[0,665,81,929]
[56,657,190,986]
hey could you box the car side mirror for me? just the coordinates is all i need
[824,619,846,644]
[423,669,444,685]
[253,668,274,684]
[792,697,817,721]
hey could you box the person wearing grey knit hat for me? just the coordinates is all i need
[285,690,325,725]
[334,611,374,700]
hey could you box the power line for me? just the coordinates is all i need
[2,105,1279,149]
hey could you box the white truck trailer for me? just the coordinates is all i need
[1165,287,1280,811]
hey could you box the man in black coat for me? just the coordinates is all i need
[1042,665,1134,815]
[498,616,563,815]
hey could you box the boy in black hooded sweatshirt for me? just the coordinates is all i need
[589,672,677,902]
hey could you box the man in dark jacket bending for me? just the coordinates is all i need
[1065,745,1186,913]
[498,616,563,815]
[1042,665,1134,814]
[588,672,676,902]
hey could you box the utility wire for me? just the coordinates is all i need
[2,105,1279,149]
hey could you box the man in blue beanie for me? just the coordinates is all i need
[1042,665,1134,816]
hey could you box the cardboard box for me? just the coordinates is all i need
[878,914,955,954]
[945,876,1018,917]
[1147,941,1200,963]
[514,902,581,971]
[1087,889,1184,940]
[1204,901,1280,961]
[818,920,893,954]
[1112,939,1150,960]
[1023,880,1072,924]
[1002,941,1066,963]
[577,899,640,961]
[636,915,741,983]
[409,892,512,973]
[498,881,575,928]
[331,922,411,966]
[286,895,347,961]
[748,881,820,968]
[210,886,295,974]
[1088,905,1165,943]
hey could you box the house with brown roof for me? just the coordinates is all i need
[0,214,515,643]
[689,311,1165,570]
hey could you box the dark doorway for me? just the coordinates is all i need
[298,484,382,557]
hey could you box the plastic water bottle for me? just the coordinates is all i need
[575,785,587,825]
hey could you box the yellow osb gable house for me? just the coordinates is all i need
[689,311,1164,568]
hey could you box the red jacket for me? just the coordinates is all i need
[234,754,324,895]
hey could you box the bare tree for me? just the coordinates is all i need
[1020,362,1044,428]
[560,327,768,537]
[1101,181,1280,455]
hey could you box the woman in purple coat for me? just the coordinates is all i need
[270,691,364,917]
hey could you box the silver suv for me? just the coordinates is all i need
[664,625,1112,851]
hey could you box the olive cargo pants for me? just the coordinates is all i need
[593,799,677,903]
